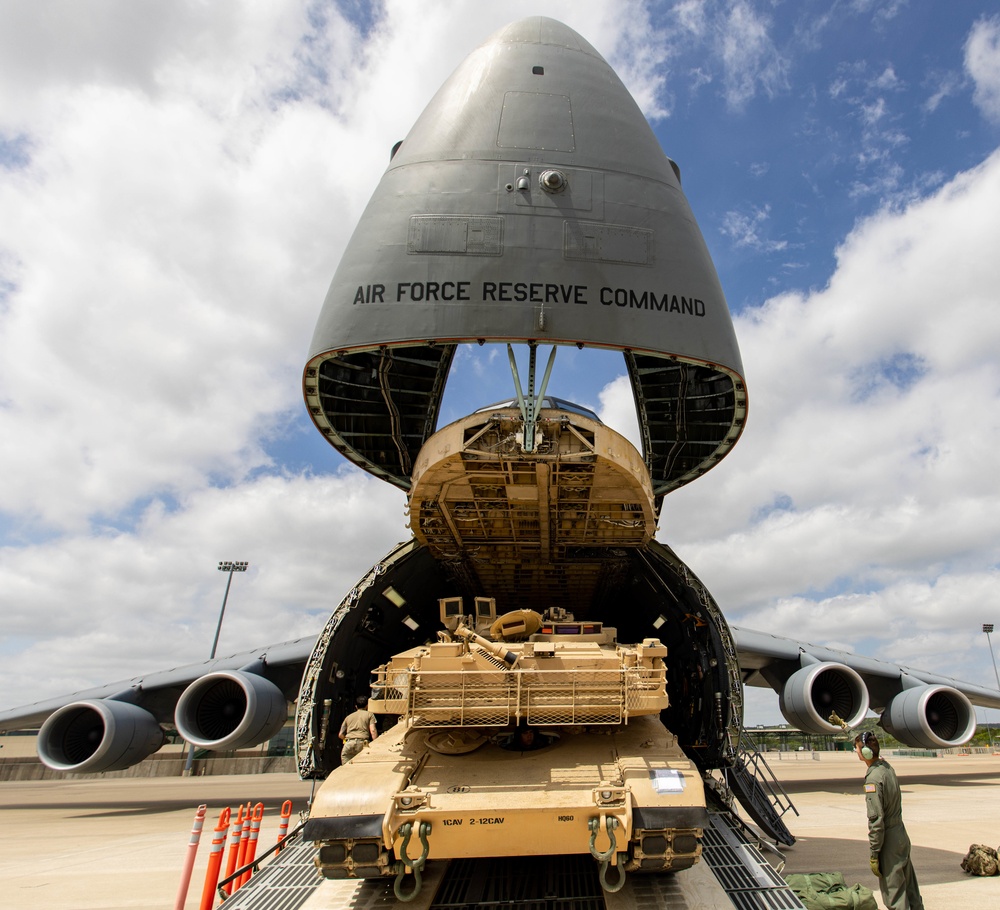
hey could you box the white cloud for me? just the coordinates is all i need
[652,149,1000,695]
[651,0,790,109]
[873,66,902,92]
[848,0,907,27]
[923,71,962,115]
[965,15,1000,122]
[593,147,1000,715]
[2,0,1000,733]
[721,204,789,252]
[716,0,789,107]
[824,59,917,205]
[0,0,662,535]
[0,471,408,707]
[596,375,640,449]
[673,0,709,37]
[0,0,680,709]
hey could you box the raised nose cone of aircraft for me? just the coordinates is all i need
[304,17,746,499]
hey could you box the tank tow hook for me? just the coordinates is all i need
[588,815,625,893]
[393,820,432,902]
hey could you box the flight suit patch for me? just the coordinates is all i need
[864,784,877,793]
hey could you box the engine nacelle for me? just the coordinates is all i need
[37,699,165,773]
[880,685,976,749]
[174,670,287,751]
[779,662,869,733]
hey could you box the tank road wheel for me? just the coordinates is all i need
[316,838,393,879]
[622,827,702,873]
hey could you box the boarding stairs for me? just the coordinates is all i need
[716,727,799,847]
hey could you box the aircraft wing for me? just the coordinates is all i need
[732,624,1000,747]
[4,621,999,774]
[0,637,314,772]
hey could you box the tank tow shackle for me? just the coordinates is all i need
[393,820,432,902]
[588,815,626,893]
[588,815,618,862]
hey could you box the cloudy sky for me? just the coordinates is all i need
[2,0,1000,726]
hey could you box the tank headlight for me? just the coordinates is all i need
[395,791,426,811]
[594,785,626,806]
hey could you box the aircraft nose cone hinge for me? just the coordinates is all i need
[507,343,557,453]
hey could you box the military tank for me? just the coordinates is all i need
[304,595,708,898]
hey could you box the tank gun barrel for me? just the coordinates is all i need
[453,626,520,668]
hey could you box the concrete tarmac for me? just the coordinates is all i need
[0,752,998,909]
[0,772,315,910]
[769,750,1000,908]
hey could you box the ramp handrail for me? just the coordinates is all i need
[217,821,307,903]
[731,727,798,822]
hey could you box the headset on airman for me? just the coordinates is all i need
[860,731,876,760]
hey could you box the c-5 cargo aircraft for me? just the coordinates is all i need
[2,17,998,847]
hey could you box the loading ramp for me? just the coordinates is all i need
[221,816,804,910]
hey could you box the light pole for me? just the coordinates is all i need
[183,561,250,775]
[983,624,999,750]
[984,624,1000,689]
[210,561,250,659]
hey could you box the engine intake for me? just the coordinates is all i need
[880,685,976,749]
[37,699,165,773]
[779,662,869,734]
[174,670,287,751]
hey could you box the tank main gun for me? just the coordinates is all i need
[450,625,520,668]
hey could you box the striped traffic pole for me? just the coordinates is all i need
[237,803,266,889]
[197,807,231,910]
[222,803,246,896]
[173,804,207,910]
[276,800,293,851]
[231,803,252,893]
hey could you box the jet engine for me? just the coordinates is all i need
[880,684,976,749]
[174,670,287,751]
[37,698,165,773]
[778,662,869,733]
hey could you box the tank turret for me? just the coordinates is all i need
[370,600,669,728]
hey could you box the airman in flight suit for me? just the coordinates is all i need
[855,732,924,910]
